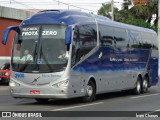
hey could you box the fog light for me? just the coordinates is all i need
[9,80,19,87]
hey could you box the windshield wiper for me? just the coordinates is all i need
[39,44,53,72]
[33,41,38,62]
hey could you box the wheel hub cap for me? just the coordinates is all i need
[137,81,140,92]
[143,80,148,90]
[87,86,93,97]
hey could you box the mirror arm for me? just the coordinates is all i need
[2,26,19,45]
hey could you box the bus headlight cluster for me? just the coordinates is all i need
[9,80,20,87]
[52,80,69,87]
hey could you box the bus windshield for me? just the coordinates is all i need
[12,24,68,73]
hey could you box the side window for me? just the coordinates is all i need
[71,24,97,67]
[71,26,79,67]
[141,32,152,49]
[78,24,97,59]
[113,27,128,48]
[99,24,114,47]
[152,34,158,50]
[128,30,142,48]
[151,33,158,58]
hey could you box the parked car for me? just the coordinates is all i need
[0,62,10,84]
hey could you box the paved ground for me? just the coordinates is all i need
[0,82,160,120]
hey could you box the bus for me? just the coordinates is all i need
[2,10,158,103]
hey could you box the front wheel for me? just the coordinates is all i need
[83,81,96,102]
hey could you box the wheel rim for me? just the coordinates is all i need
[87,85,93,97]
[143,79,148,91]
[137,81,141,93]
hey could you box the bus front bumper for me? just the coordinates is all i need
[9,82,83,99]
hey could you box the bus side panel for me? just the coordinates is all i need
[72,46,150,93]
[99,47,150,91]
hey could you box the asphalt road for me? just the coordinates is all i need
[0,82,160,120]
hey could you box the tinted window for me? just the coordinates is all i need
[152,34,158,50]
[99,25,114,46]
[113,27,128,48]
[128,30,142,48]
[71,24,97,67]
[78,24,97,49]
[151,33,158,58]
[141,32,152,49]
[78,24,97,59]
[71,26,79,66]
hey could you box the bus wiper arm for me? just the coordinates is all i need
[33,41,38,61]
[39,44,53,72]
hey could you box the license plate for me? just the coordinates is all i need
[30,90,40,94]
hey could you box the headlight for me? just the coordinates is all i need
[9,80,20,87]
[5,72,9,76]
[52,80,69,87]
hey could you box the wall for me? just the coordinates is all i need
[0,18,21,56]
[0,6,34,66]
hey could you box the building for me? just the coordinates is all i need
[0,6,34,66]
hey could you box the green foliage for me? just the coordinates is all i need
[97,1,158,32]
[98,3,112,19]
[98,3,118,19]
[119,18,157,32]
[130,4,150,20]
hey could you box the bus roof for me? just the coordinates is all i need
[97,19,156,34]
[21,10,110,26]
[21,10,156,34]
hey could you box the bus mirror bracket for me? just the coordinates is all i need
[2,26,19,45]
[65,26,72,45]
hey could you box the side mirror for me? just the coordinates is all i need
[65,26,72,45]
[2,26,19,45]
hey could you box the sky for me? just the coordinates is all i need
[0,0,123,14]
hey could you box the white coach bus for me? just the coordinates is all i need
[2,10,158,103]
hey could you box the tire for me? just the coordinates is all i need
[133,78,141,95]
[83,81,96,102]
[35,99,48,103]
[141,78,148,93]
[4,78,10,85]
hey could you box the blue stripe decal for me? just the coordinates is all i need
[73,47,158,85]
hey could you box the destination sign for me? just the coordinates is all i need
[20,25,65,39]
[21,27,39,39]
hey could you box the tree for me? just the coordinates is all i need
[98,3,112,19]
[98,2,118,19]
[146,0,158,26]
[129,0,158,30]
[129,0,158,25]
[130,4,150,20]
[97,1,157,32]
